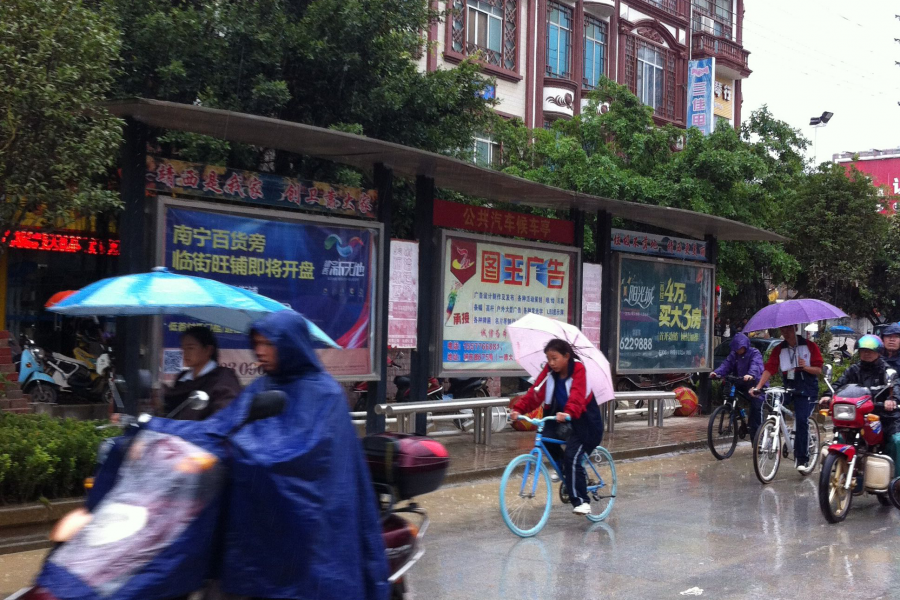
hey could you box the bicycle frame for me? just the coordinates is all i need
[762,390,796,456]
[519,417,607,499]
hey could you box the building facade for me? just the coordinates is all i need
[419,0,751,161]
[834,149,900,216]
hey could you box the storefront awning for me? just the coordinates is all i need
[105,98,787,243]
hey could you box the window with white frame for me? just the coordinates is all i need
[474,136,500,166]
[583,16,607,88]
[467,1,503,58]
[636,45,664,109]
[546,2,572,78]
[451,0,518,72]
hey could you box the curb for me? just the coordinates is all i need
[0,498,83,556]
[444,439,709,485]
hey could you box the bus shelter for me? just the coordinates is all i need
[106,98,786,428]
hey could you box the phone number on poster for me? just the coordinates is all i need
[619,337,654,351]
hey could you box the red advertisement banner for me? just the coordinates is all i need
[432,199,574,244]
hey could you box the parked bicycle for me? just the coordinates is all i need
[753,386,822,484]
[499,415,617,537]
[707,375,754,460]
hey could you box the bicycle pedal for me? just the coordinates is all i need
[738,424,748,439]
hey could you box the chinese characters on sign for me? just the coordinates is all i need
[616,256,713,373]
[147,157,377,219]
[441,235,575,372]
[686,58,715,136]
[388,240,419,348]
[581,263,602,347]
[164,207,376,380]
[3,230,120,256]
[713,77,734,120]
[611,229,708,262]
[432,199,575,244]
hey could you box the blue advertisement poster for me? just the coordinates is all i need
[163,206,376,379]
[686,58,715,135]
[615,255,713,373]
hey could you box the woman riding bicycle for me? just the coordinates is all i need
[509,339,604,516]
[710,333,765,440]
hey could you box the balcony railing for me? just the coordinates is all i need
[635,0,689,20]
[691,32,749,71]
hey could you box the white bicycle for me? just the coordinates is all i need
[753,387,821,484]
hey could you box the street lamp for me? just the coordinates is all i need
[810,111,833,165]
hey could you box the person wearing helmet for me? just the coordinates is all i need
[820,335,900,466]
[881,322,900,371]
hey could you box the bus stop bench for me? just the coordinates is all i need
[374,397,511,445]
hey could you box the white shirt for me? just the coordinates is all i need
[180,360,217,382]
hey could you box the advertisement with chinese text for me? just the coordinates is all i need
[686,58,715,135]
[615,255,713,374]
[439,233,578,375]
[162,205,377,381]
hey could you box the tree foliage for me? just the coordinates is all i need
[0,0,123,235]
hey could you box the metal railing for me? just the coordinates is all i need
[604,391,678,432]
[374,397,511,445]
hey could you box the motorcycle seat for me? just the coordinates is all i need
[394,376,411,388]
[51,353,92,370]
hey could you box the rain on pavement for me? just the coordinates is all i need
[3,445,899,600]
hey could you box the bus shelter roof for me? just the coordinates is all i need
[106,98,787,243]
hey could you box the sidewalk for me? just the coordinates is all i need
[441,415,711,483]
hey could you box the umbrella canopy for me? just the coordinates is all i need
[47,267,339,348]
[44,290,77,308]
[829,325,857,336]
[743,299,847,333]
[507,313,615,405]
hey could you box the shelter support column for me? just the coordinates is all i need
[119,118,149,416]
[368,164,392,434]
[597,211,614,431]
[699,235,719,415]
[411,175,435,435]
[570,208,585,327]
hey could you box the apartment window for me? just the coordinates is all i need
[546,2,572,78]
[583,17,607,89]
[636,45,664,110]
[474,136,500,166]
[692,0,733,39]
[451,0,519,72]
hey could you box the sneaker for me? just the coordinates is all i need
[795,456,810,471]
[550,472,560,483]
[572,503,591,516]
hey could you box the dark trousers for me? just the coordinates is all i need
[747,394,765,442]
[543,415,604,507]
[790,393,815,463]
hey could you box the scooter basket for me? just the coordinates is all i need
[363,433,449,500]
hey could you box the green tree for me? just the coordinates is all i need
[0,0,123,235]
[491,78,803,316]
[783,163,889,321]
[110,0,496,169]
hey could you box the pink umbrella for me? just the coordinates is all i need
[507,313,615,405]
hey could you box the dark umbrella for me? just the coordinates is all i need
[743,299,847,333]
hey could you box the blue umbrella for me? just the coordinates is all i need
[47,267,340,348]
[829,325,857,336]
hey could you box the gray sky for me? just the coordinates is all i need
[741,0,900,165]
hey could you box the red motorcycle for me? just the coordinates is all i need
[818,365,898,523]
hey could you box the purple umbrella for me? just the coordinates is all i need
[743,299,847,333]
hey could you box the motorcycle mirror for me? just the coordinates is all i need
[245,390,287,424]
[887,369,898,386]
[187,390,210,412]
[823,364,833,382]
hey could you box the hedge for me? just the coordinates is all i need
[0,413,118,504]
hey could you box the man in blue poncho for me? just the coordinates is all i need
[210,310,389,600]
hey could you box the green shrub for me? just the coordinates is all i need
[0,413,118,504]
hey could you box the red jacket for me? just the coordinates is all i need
[512,360,593,420]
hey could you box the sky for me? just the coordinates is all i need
[741,0,900,165]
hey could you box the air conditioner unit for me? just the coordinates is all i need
[700,16,715,34]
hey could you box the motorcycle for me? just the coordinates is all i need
[41,345,113,404]
[818,364,898,523]
[6,391,448,600]
[17,335,60,404]
[352,354,443,412]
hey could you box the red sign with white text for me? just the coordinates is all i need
[433,199,574,244]
[841,157,900,215]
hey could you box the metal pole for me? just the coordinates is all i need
[368,164,392,434]
[597,210,614,432]
[119,118,149,416]
[699,234,718,415]
[474,408,483,444]
[483,408,492,445]
[412,175,436,435]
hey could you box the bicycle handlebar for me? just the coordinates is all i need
[513,414,571,426]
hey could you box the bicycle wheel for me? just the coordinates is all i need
[707,405,738,460]
[797,418,822,477]
[753,418,781,484]
[499,454,552,537]
[584,446,617,522]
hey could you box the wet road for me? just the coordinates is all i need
[3,445,899,599]
[409,445,900,600]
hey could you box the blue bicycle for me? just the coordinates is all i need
[499,415,617,537]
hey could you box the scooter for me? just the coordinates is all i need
[818,364,898,523]
[17,335,60,404]
[42,346,112,404]
[6,392,448,600]
[352,354,443,412]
